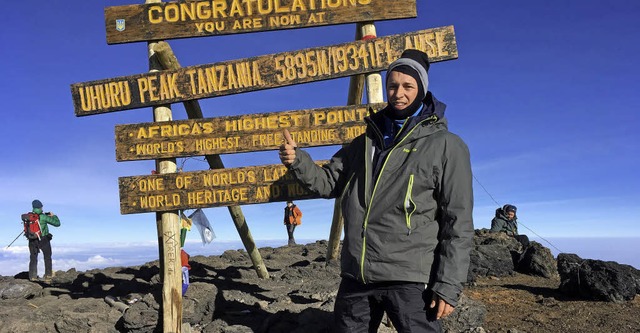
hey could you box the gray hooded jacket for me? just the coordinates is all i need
[288,95,474,306]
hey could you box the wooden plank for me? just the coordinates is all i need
[72,26,458,116]
[119,161,329,214]
[115,103,383,161]
[105,0,417,45]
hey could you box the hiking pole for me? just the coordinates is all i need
[6,231,24,249]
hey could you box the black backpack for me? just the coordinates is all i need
[21,212,42,240]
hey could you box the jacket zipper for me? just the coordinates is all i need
[359,118,431,283]
[404,174,416,235]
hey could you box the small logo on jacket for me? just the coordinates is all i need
[116,19,126,32]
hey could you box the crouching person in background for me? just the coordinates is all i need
[491,204,530,248]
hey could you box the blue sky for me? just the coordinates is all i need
[1,1,639,273]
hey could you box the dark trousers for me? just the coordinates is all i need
[285,224,296,245]
[28,237,52,279]
[333,278,442,333]
[515,234,530,248]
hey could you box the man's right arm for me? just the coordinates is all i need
[278,129,349,198]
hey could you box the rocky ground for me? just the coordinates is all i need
[469,273,640,333]
[0,239,638,332]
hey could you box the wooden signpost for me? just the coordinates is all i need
[105,0,417,44]
[115,103,383,161]
[71,26,458,116]
[69,0,459,330]
[119,161,329,214]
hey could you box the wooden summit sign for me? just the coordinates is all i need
[71,26,457,116]
[119,161,328,214]
[115,103,384,161]
[105,0,417,44]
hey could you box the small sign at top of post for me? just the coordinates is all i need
[105,0,417,44]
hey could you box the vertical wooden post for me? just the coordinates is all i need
[152,42,269,279]
[146,1,182,332]
[326,22,383,263]
[361,22,385,104]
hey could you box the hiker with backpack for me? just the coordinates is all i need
[23,199,61,282]
[283,201,302,246]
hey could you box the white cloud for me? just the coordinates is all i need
[0,239,273,277]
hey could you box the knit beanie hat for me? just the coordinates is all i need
[385,49,431,119]
[32,199,43,209]
[503,204,517,214]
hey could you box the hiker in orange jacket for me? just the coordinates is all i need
[283,201,302,246]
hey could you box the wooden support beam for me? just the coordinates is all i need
[152,41,269,280]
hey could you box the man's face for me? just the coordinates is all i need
[507,211,515,220]
[287,202,292,207]
[386,71,419,111]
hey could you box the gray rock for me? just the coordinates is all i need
[120,293,161,333]
[517,241,558,278]
[54,298,122,333]
[558,253,639,302]
[467,243,514,282]
[442,293,487,333]
[474,229,523,253]
[183,282,218,326]
[51,268,79,285]
[0,277,42,299]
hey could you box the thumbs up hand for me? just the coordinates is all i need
[279,129,297,166]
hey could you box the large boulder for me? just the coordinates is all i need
[182,282,218,326]
[557,253,639,303]
[0,277,42,299]
[53,298,122,333]
[474,229,523,252]
[467,244,514,282]
[118,291,162,332]
[467,230,530,283]
[51,268,80,286]
[442,293,487,333]
[516,241,558,278]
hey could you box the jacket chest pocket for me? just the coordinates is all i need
[402,166,439,231]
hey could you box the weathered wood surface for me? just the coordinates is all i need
[142,0,183,331]
[119,161,329,214]
[105,0,417,44]
[72,26,458,116]
[115,103,383,161]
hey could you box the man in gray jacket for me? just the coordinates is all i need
[279,49,474,332]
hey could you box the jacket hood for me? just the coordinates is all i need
[367,92,448,144]
[495,208,517,221]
